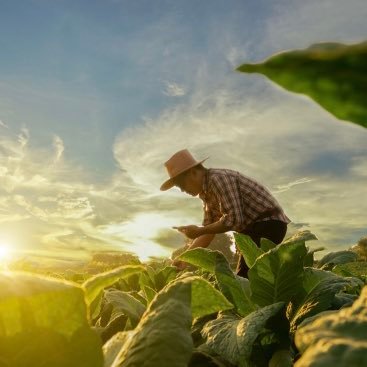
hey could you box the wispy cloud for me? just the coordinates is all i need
[163,81,186,97]
[274,177,314,193]
[0,119,8,129]
[53,135,64,163]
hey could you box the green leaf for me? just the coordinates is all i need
[282,230,318,246]
[189,350,229,367]
[190,277,233,319]
[331,293,358,309]
[269,349,293,367]
[332,261,367,279]
[234,233,265,268]
[83,265,144,308]
[139,267,156,291]
[317,250,358,269]
[107,278,193,367]
[237,41,367,128]
[287,268,354,333]
[102,331,134,367]
[303,247,325,267]
[249,241,307,307]
[178,248,256,316]
[153,266,177,291]
[141,285,157,304]
[260,238,277,252]
[295,286,367,366]
[202,302,285,367]
[105,276,231,367]
[0,272,103,367]
[104,289,146,327]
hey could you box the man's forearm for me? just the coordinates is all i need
[174,220,230,240]
[189,234,215,249]
[199,220,230,236]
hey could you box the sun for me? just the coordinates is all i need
[0,243,12,262]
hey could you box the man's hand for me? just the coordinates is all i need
[173,225,203,239]
[172,258,188,271]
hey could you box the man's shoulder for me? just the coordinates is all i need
[206,168,240,190]
[208,168,238,178]
[208,168,254,181]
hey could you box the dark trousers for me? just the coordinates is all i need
[236,220,288,278]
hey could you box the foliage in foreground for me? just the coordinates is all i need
[237,41,367,129]
[0,230,366,366]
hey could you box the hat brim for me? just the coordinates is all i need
[160,158,208,191]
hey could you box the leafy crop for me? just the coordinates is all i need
[0,230,366,366]
[295,286,367,366]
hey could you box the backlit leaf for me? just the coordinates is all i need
[237,41,367,128]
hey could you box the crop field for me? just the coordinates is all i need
[1,231,366,367]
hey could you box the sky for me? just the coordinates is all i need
[0,0,366,265]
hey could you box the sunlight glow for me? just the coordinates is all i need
[102,213,179,261]
[0,243,12,263]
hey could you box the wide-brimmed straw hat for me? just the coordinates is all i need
[160,149,208,191]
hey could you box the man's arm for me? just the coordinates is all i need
[174,219,230,240]
[189,233,215,249]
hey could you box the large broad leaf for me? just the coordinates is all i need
[249,241,307,307]
[317,250,358,270]
[104,278,192,367]
[295,285,367,366]
[104,289,146,328]
[178,248,256,316]
[83,265,144,308]
[287,268,354,333]
[190,277,233,318]
[282,230,318,246]
[153,266,177,291]
[102,331,134,367]
[104,276,233,367]
[234,233,264,268]
[202,302,285,367]
[237,41,367,128]
[0,272,103,367]
[282,231,319,267]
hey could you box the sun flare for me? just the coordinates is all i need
[0,243,12,262]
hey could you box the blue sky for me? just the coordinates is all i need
[0,0,366,265]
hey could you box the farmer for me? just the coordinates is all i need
[160,149,291,277]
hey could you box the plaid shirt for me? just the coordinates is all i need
[199,168,290,232]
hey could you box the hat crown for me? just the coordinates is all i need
[160,149,208,191]
[164,149,198,178]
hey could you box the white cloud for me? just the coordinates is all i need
[0,119,8,129]
[163,81,186,97]
[274,178,314,193]
[53,135,64,163]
